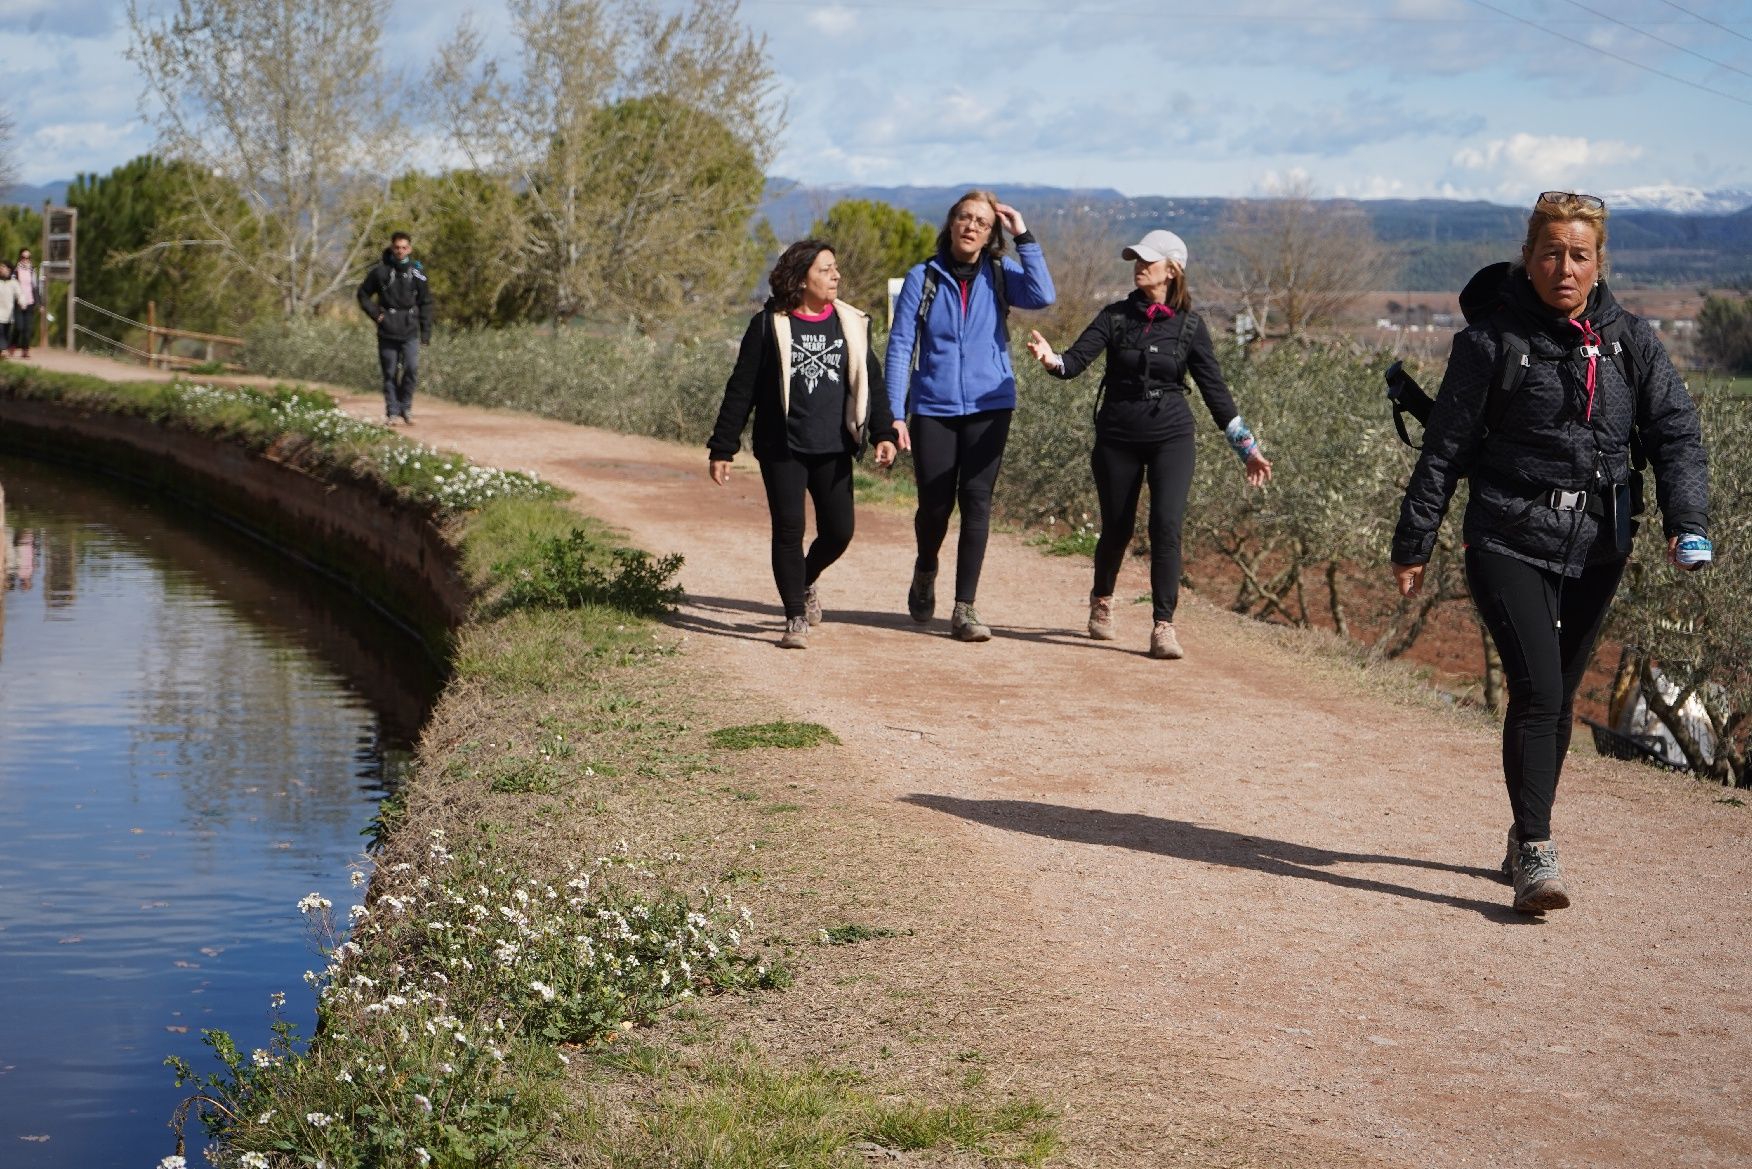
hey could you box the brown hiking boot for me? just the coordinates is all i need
[778,615,810,650]
[1508,839,1570,913]
[1088,594,1115,640]
[1149,621,1184,660]
[803,583,823,627]
[950,602,991,642]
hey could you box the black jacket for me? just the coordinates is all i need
[1050,292,1239,441]
[357,249,434,343]
[1393,271,1708,576]
[708,301,898,462]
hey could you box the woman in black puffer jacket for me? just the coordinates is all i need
[1027,230,1272,661]
[1391,191,1710,915]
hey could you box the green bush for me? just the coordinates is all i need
[496,531,685,617]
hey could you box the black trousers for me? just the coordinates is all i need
[759,449,855,619]
[1465,548,1625,842]
[910,409,1012,604]
[377,337,420,417]
[10,304,36,352]
[1090,432,1196,622]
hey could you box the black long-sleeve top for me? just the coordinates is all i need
[1050,292,1238,443]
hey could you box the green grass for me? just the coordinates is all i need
[1028,527,1100,558]
[587,1044,1060,1168]
[709,721,841,750]
[818,923,905,946]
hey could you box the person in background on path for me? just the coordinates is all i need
[0,262,17,360]
[1026,230,1272,660]
[708,239,899,650]
[1390,191,1710,915]
[356,231,433,424]
[9,249,40,358]
[883,190,1055,642]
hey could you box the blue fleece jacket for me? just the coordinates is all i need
[883,240,1055,420]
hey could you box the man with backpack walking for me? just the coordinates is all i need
[1389,191,1710,915]
[883,190,1054,642]
[357,231,434,424]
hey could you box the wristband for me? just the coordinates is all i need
[1224,416,1261,464]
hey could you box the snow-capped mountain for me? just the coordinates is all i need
[1599,185,1752,214]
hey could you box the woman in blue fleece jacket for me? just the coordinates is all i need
[883,190,1055,642]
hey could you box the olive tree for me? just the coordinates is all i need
[432,0,782,327]
[1609,386,1752,786]
[126,0,404,317]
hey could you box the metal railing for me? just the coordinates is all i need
[72,298,246,371]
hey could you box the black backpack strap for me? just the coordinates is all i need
[1486,320,1532,433]
[908,266,941,381]
[991,255,1011,345]
[1168,308,1199,388]
[1598,317,1648,470]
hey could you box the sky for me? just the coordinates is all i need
[5,0,1752,205]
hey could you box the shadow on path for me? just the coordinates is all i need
[672,592,1146,650]
[904,793,1529,922]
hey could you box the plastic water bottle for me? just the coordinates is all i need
[1675,532,1713,567]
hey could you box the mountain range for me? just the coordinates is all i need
[11,178,1752,290]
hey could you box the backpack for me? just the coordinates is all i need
[1091,305,1201,422]
[908,257,1011,375]
[1384,262,1644,472]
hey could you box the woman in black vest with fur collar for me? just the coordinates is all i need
[708,240,899,649]
[1027,230,1272,661]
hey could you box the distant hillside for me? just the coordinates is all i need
[4,181,71,208]
[761,182,1752,290]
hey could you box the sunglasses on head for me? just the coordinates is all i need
[1537,190,1605,210]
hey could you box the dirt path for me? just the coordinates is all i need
[25,351,1752,1167]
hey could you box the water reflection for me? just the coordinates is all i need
[0,455,442,1167]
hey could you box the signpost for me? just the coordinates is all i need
[39,204,77,351]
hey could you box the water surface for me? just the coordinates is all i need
[0,454,440,1167]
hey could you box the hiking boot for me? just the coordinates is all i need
[1149,621,1185,660]
[907,569,937,624]
[1500,827,1518,884]
[1508,839,1570,914]
[803,583,823,627]
[950,602,991,642]
[1087,594,1116,640]
[778,616,810,650]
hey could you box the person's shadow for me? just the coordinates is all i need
[902,794,1530,922]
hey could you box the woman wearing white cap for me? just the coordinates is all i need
[1027,229,1271,659]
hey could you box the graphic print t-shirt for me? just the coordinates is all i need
[785,308,848,454]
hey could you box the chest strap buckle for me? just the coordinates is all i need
[1547,489,1589,512]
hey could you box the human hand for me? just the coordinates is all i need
[709,458,731,485]
[1667,534,1709,571]
[894,419,912,452]
[874,441,897,469]
[1392,562,1425,598]
[1244,451,1273,487]
[1027,329,1057,367]
[993,202,1026,236]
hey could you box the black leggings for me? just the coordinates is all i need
[759,450,855,619]
[1091,432,1196,622]
[910,409,1012,603]
[1465,548,1625,842]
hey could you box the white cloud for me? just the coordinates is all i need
[804,6,858,37]
[1452,133,1643,175]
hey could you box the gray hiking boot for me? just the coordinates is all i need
[803,583,823,627]
[778,615,810,650]
[950,601,991,642]
[1088,594,1116,640]
[1508,839,1570,914]
[907,569,937,624]
[1149,621,1185,660]
[1500,827,1518,884]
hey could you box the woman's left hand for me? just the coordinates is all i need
[874,440,897,469]
[994,202,1026,236]
[1667,534,1706,571]
[1243,451,1273,487]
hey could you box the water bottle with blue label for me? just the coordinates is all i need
[1675,532,1713,568]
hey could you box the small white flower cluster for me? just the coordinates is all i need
[369,442,551,513]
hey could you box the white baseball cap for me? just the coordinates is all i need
[1122,229,1188,268]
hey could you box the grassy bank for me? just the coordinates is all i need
[1,367,1056,1168]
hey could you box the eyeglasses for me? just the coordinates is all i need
[1537,191,1605,210]
[952,212,994,230]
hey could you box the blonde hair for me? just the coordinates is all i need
[1522,191,1609,274]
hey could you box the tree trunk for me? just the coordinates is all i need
[1326,560,1348,638]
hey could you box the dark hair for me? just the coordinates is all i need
[935,190,1007,263]
[390,231,411,245]
[767,239,835,312]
